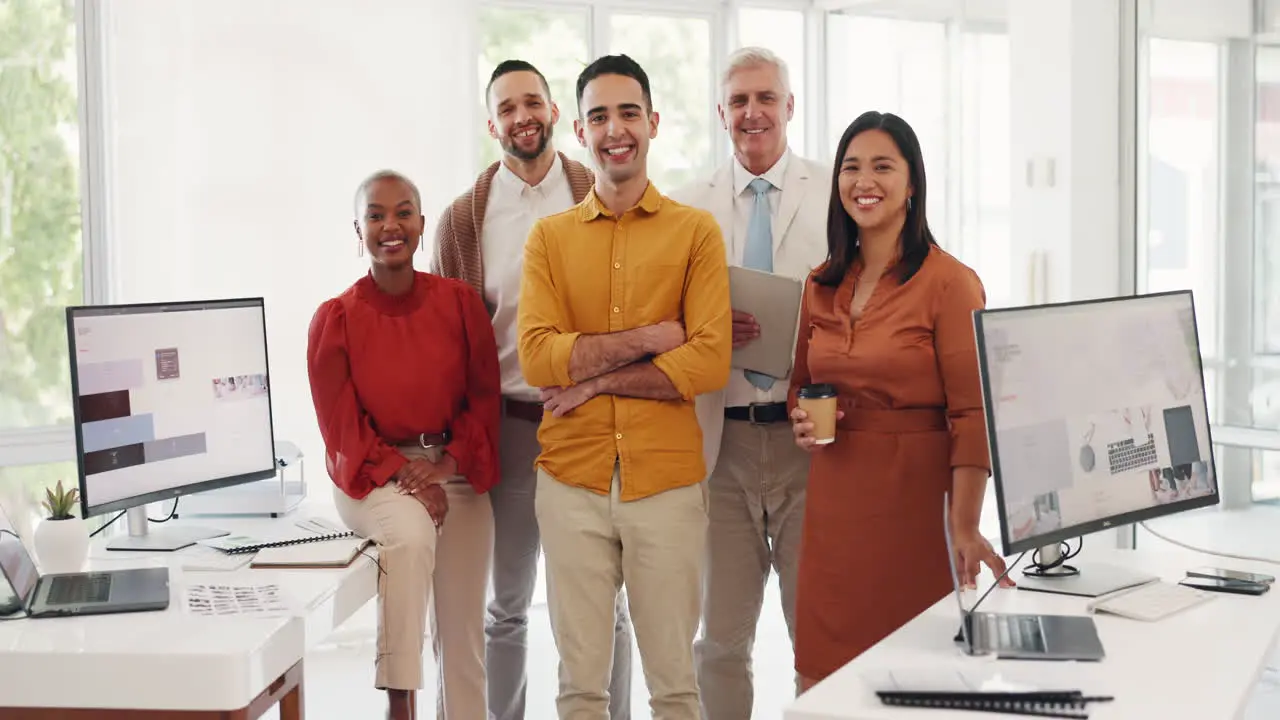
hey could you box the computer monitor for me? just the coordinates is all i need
[65,298,278,551]
[973,290,1219,597]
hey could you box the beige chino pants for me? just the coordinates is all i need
[333,445,494,719]
[536,464,708,720]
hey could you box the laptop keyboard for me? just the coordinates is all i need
[46,574,112,606]
[992,614,1047,653]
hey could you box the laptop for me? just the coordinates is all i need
[0,511,170,619]
[943,494,1105,661]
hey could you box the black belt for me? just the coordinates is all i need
[724,402,788,424]
[416,431,451,448]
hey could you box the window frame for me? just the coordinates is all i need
[0,0,108,469]
[1131,1,1280,510]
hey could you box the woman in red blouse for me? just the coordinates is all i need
[307,170,501,720]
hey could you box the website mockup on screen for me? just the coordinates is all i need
[978,292,1217,546]
[69,300,276,512]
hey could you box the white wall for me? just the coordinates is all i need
[99,0,477,501]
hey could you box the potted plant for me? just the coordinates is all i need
[33,481,89,574]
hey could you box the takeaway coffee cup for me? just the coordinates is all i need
[796,383,838,445]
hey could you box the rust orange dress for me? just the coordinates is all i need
[786,245,991,681]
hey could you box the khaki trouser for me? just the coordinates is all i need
[487,411,633,720]
[333,446,494,719]
[695,419,808,720]
[536,465,707,720]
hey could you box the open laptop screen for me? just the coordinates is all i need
[942,492,976,653]
[0,509,38,607]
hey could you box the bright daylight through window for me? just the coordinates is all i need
[0,0,82,432]
[0,0,82,497]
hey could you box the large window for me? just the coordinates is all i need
[476,6,591,171]
[95,0,477,500]
[1254,45,1280,502]
[736,7,808,158]
[1136,7,1280,508]
[826,13,950,235]
[1139,39,1222,356]
[610,14,714,192]
[959,30,1013,308]
[1260,46,1280,354]
[0,0,82,433]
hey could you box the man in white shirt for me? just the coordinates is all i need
[432,59,633,720]
[671,46,831,720]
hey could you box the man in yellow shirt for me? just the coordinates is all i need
[518,54,732,719]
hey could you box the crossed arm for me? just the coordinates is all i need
[538,330,684,416]
[517,219,732,416]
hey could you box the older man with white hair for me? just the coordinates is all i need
[672,45,831,719]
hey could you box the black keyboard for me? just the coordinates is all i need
[46,573,112,605]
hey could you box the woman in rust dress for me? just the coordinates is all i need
[787,111,1011,688]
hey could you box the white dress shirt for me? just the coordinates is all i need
[726,149,792,408]
[481,154,576,401]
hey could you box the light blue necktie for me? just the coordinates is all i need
[743,177,775,390]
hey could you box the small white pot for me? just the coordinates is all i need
[34,517,89,574]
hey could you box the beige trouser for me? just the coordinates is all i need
[695,420,808,720]
[536,465,707,720]
[333,446,494,720]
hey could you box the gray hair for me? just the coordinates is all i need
[721,46,791,97]
[353,169,422,220]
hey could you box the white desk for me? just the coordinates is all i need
[0,506,377,719]
[785,538,1280,719]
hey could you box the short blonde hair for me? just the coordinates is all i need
[353,169,422,220]
[722,46,791,97]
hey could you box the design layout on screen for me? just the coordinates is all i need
[71,303,275,509]
[982,295,1217,543]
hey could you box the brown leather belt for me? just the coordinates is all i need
[504,398,544,423]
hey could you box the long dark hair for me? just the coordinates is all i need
[813,111,937,287]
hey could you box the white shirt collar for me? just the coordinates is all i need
[732,147,791,196]
[496,152,566,196]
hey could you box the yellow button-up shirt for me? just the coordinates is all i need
[517,182,732,501]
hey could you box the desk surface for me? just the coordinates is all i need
[784,528,1280,719]
[0,503,376,711]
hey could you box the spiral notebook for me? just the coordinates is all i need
[876,690,1109,718]
[202,529,357,555]
[867,667,1112,719]
[249,537,372,569]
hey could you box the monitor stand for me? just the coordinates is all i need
[1016,542,1158,598]
[106,506,230,552]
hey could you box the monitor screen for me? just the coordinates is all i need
[974,290,1219,556]
[67,298,277,516]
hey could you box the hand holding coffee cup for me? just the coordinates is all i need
[792,383,841,450]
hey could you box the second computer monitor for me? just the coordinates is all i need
[974,290,1219,595]
[66,298,278,550]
